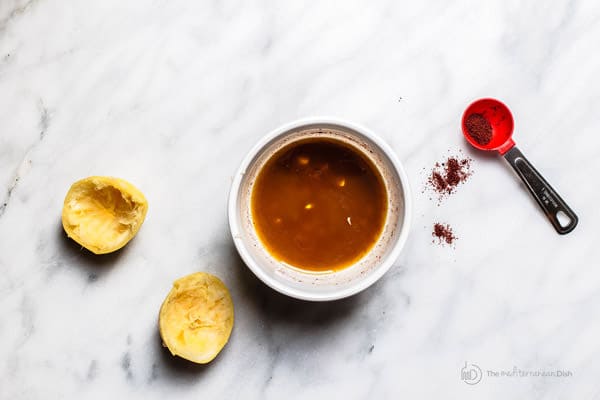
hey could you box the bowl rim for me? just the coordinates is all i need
[228,117,412,301]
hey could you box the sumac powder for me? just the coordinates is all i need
[432,223,456,245]
[465,113,492,145]
[425,153,473,202]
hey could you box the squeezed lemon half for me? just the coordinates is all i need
[159,272,234,364]
[62,176,148,254]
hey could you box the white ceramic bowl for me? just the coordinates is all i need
[228,117,411,301]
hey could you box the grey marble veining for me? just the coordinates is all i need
[1,0,600,398]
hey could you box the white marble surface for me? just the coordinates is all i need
[1,0,599,398]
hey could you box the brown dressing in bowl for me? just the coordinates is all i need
[251,138,388,272]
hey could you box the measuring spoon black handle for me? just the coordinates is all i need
[504,146,579,235]
[503,146,578,234]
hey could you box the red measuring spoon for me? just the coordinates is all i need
[461,98,578,234]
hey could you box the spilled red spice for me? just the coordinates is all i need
[432,223,456,245]
[425,154,473,202]
[465,113,492,145]
[423,151,472,248]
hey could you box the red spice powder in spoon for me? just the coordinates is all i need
[464,113,492,145]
